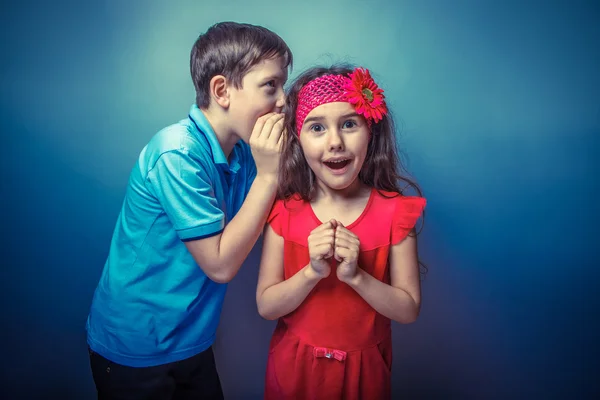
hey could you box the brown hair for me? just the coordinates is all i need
[278,64,428,275]
[279,64,423,200]
[190,22,293,108]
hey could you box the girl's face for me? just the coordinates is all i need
[299,101,370,194]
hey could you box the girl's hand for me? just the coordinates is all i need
[334,223,361,283]
[307,219,337,278]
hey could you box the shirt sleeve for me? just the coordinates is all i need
[245,147,257,197]
[391,196,427,245]
[267,200,284,237]
[146,149,224,241]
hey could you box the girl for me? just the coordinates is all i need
[256,65,427,400]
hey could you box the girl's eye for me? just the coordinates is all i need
[309,123,325,133]
[343,120,357,129]
[266,80,275,87]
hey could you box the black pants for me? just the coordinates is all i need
[88,346,224,400]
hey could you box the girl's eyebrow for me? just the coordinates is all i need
[303,115,325,125]
[339,112,360,120]
[304,112,360,125]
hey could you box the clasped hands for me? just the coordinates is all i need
[307,219,361,284]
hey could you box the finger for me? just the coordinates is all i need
[325,247,334,259]
[311,220,336,234]
[333,242,347,262]
[313,247,334,260]
[308,227,335,240]
[250,112,277,141]
[313,221,333,233]
[276,128,286,148]
[260,113,284,141]
[334,229,359,245]
[335,236,359,250]
[334,246,348,261]
[313,243,334,255]
[319,231,337,242]
[267,118,285,145]
[335,226,359,241]
[335,224,354,235]
[311,235,335,249]
[333,237,357,250]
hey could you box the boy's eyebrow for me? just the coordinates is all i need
[263,72,288,82]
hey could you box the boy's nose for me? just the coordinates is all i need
[274,90,286,111]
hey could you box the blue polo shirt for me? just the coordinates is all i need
[86,105,256,367]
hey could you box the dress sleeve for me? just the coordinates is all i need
[267,200,285,237]
[391,196,427,244]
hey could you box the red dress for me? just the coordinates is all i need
[264,188,426,400]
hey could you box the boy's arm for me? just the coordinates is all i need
[256,224,322,320]
[183,113,284,283]
[184,175,277,283]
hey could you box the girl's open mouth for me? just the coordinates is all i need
[323,159,351,170]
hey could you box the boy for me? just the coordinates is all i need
[86,21,293,399]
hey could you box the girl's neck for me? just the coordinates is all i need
[310,180,373,227]
[313,179,371,205]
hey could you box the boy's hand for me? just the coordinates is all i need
[249,112,285,181]
[307,219,337,279]
[334,223,361,284]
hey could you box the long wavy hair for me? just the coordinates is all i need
[278,64,428,276]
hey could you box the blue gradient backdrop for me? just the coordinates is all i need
[1,0,598,399]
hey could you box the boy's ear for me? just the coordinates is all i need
[209,75,230,108]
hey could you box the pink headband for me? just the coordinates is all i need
[295,67,388,134]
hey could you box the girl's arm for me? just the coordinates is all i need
[336,227,421,324]
[255,224,324,320]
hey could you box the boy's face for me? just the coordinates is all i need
[228,56,288,142]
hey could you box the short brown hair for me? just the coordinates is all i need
[190,22,293,108]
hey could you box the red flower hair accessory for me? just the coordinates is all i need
[295,67,388,134]
[343,68,388,123]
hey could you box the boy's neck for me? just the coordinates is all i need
[199,107,240,159]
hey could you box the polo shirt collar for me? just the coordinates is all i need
[188,104,241,173]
